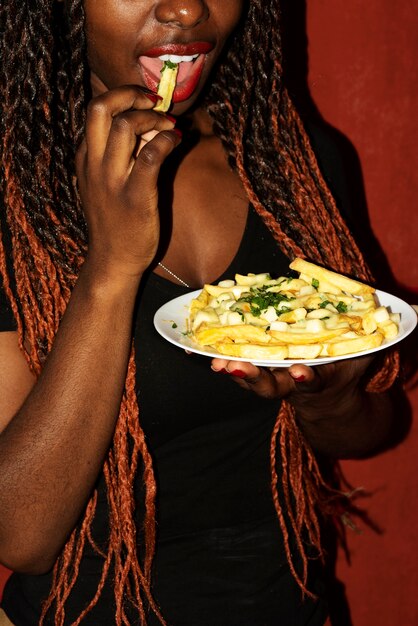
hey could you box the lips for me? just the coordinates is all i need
[138,42,214,104]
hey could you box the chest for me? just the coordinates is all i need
[158,136,249,287]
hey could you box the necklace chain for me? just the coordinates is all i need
[157,262,191,288]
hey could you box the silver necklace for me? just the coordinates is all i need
[158,262,191,288]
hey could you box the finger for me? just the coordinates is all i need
[211,358,231,372]
[128,129,182,191]
[211,359,259,379]
[135,130,160,158]
[84,86,163,164]
[102,110,175,178]
[232,367,286,399]
[288,366,327,394]
[211,359,291,399]
[287,364,317,385]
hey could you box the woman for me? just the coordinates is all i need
[0,0,399,624]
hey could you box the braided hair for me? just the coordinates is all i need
[0,0,399,623]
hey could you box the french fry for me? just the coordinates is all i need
[195,324,271,346]
[338,314,363,332]
[203,283,249,298]
[276,278,309,293]
[287,344,323,359]
[268,327,348,345]
[189,290,210,316]
[235,273,270,286]
[274,308,307,323]
[154,61,179,113]
[322,332,384,357]
[299,274,343,296]
[377,320,399,340]
[215,343,289,360]
[361,311,378,334]
[289,258,375,295]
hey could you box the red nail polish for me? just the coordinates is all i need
[165,114,176,123]
[144,92,162,104]
[230,369,247,379]
[172,128,183,139]
[293,374,306,382]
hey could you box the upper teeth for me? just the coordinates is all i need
[159,54,199,63]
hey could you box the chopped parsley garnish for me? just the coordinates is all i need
[319,300,331,309]
[163,60,178,71]
[336,301,348,313]
[312,278,320,289]
[238,286,294,317]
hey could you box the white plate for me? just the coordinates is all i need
[153,289,418,367]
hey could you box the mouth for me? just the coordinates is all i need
[139,42,214,104]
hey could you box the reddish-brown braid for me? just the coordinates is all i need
[0,0,399,623]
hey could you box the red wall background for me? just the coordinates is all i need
[307,2,418,625]
[1,1,417,622]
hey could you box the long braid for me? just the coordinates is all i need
[1,2,162,624]
[1,0,400,622]
[207,0,400,593]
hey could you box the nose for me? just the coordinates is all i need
[155,0,209,29]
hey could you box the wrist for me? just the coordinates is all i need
[78,255,144,299]
[295,389,394,459]
[294,383,364,424]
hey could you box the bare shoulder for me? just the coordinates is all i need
[0,331,35,433]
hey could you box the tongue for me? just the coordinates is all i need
[139,56,195,85]
[139,56,164,81]
[177,61,194,84]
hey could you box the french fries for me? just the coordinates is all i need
[153,61,179,113]
[187,259,401,361]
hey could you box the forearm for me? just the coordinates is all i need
[0,263,140,572]
[296,387,396,460]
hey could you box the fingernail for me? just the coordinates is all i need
[292,374,306,382]
[211,367,228,374]
[165,114,176,124]
[144,92,162,104]
[230,369,247,379]
[172,128,183,139]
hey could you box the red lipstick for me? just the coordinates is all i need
[142,41,214,57]
[138,41,214,105]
